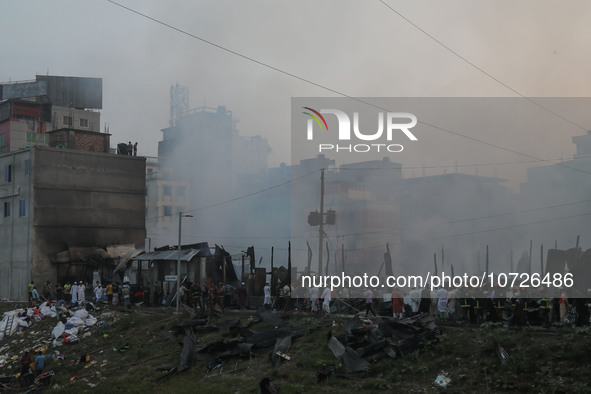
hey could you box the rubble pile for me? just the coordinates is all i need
[0,302,114,391]
[177,307,306,373]
[328,314,441,376]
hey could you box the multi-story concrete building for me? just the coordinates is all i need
[0,75,106,154]
[519,131,591,250]
[0,75,144,300]
[145,156,190,238]
[0,146,146,300]
[149,104,271,247]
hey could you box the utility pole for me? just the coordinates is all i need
[176,212,192,314]
[318,168,325,276]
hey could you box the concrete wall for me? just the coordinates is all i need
[0,146,146,300]
[0,149,33,300]
[51,106,100,133]
[31,147,146,286]
[48,128,110,153]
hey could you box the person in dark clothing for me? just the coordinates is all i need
[20,349,34,375]
[238,282,248,310]
[55,283,63,301]
[419,287,431,314]
[133,142,138,156]
[202,285,210,313]
[575,297,590,327]
[42,281,52,301]
[364,288,376,317]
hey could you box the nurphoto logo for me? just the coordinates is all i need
[302,106,418,154]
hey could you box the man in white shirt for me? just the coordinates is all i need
[310,286,320,313]
[321,287,332,314]
[364,288,376,317]
[94,282,103,303]
[71,282,78,306]
[283,284,291,312]
[78,282,86,303]
[263,281,271,308]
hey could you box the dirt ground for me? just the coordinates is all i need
[1,302,591,393]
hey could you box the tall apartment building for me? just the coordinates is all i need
[0,75,144,300]
[0,75,108,154]
[0,146,146,300]
[148,104,271,246]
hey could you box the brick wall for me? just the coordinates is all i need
[48,129,110,153]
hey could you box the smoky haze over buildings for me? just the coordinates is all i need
[144,94,591,285]
[4,2,591,286]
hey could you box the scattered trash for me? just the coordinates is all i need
[259,377,277,394]
[434,371,451,387]
[495,339,511,365]
[256,307,284,326]
[275,351,291,361]
[317,364,336,382]
[207,359,223,372]
[329,314,440,374]
[271,336,292,368]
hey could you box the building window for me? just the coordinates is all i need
[25,160,30,176]
[26,133,37,143]
[80,118,89,128]
[163,185,172,196]
[3,202,10,217]
[5,165,11,182]
[163,206,172,217]
[45,135,49,144]
[63,116,73,126]
[19,200,26,217]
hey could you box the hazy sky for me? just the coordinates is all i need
[3,0,591,189]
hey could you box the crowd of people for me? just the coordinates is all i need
[255,281,591,327]
[26,277,591,328]
[26,279,143,314]
[177,280,249,313]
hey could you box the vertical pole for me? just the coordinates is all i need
[433,253,437,276]
[223,255,226,284]
[527,241,532,275]
[540,244,544,276]
[241,254,245,278]
[318,169,325,276]
[341,243,345,274]
[176,212,182,314]
[288,242,292,287]
[271,246,274,289]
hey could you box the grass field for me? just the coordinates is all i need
[1,303,591,393]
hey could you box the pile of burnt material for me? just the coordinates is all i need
[328,314,441,376]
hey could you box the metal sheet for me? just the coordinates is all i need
[1,81,47,100]
[131,249,201,262]
[36,75,102,109]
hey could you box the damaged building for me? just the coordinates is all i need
[0,75,145,301]
[0,146,146,300]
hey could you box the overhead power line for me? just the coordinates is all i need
[145,168,319,223]
[107,0,591,177]
[377,0,588,132]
